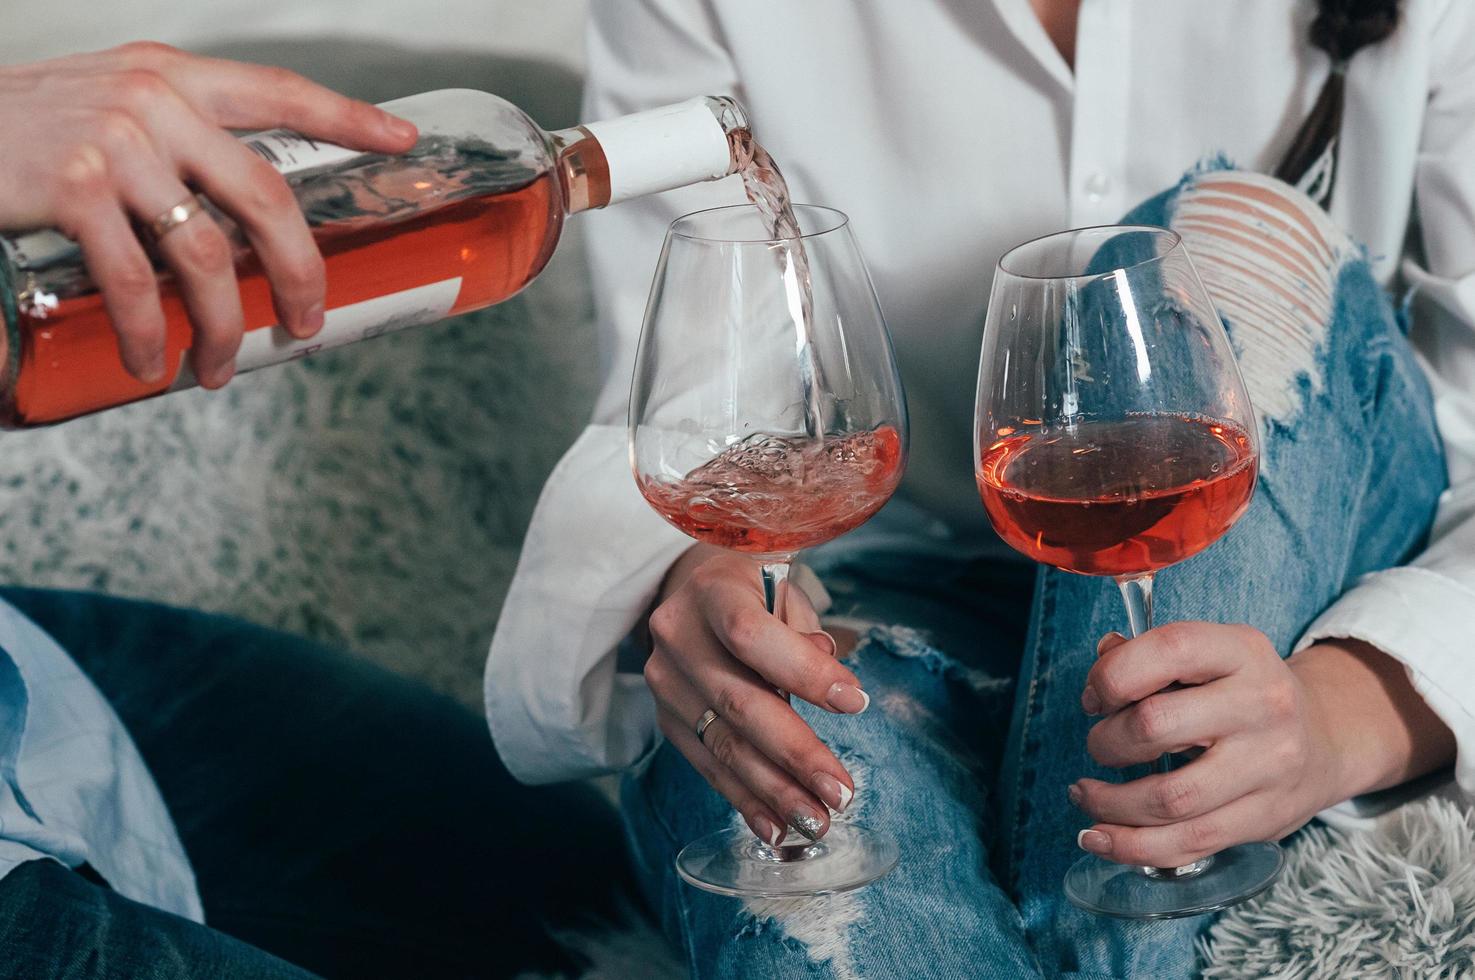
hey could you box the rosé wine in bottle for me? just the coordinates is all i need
[639,425,904,557]
[976,413,1257,576]
[0,90,758,428]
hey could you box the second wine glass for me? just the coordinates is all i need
[973,226,1282,918]
[630,204,907,897]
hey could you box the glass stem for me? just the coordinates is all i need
[761,560,792,620]
[1114,572,1210,880]
[761,560,795,705]
[758,557,815,859]
[1116,571,1154,641]
[1115,573,1168,777]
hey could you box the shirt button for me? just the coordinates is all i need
[1085,172,1112,203]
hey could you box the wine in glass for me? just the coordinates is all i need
[973,226,1283,919]
[630,203,907,897]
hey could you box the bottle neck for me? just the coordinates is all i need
[551,126,612,213]
[552,96,750,215]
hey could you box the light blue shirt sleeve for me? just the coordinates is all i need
[0,598,201,922]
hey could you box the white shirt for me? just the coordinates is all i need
[487,0,1475,818]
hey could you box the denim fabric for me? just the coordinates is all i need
[0,860,315,980]
[622,170,1448,978]
[0,588,638,980]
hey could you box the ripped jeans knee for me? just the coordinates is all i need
[1167,169,1356,430]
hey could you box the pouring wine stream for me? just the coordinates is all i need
[733,134,827,442]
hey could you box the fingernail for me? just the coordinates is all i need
[1096,632,1127,657]
[810,772,854,813]
[387,115,418,141]
[825,682,869,714]
[805,630,837,658]
[1077,829,1111,854]
[1067,783,1083,808]
[140,351,167,385]
[753,815,783,847]
[206,361,236,389]
[789,810,825,842]
[303,302,325,335]
[1081,685,1102,716]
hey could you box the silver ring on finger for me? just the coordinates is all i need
[148,196,204,240]
[695,708,720,744]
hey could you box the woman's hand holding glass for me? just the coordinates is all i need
[646,545,867,848]
[1076,623,1458,871]
[1071,623,1343,869]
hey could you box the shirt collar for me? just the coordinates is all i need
[987,0,1076,92]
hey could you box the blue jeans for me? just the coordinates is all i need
[621,171,1449,977]
[0,589,639,979]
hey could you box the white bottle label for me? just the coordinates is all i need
[242,129,366,176]
[240,92,421,176]
[584,98,734,206]
[169,278,462,390]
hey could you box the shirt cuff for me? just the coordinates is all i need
[485,424,691,785]
[1297,565,1475,820]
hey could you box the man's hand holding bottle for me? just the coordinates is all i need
[0,42,416,387]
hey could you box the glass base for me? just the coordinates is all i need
[1063,841,1283,919]
[675,824,899,898]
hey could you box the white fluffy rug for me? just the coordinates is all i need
[1200,799,1475,978]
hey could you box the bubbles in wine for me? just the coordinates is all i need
[640,427,903,554]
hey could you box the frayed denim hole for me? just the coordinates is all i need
[1112,154,1238,232]
[849,624,1013,698]
[710,738,878,976]
[1162,169,1362,444]
[843,626,1009,789]
[736,891,868,978]
[733,915,806,955]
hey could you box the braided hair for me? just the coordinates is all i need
[1310,0,1403,62]
[1274,0,1403,206]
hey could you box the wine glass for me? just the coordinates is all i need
[973,226,1283,919]
[630,204,907,897]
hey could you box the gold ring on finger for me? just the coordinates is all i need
[148,196,204,240]
[695,708,720,744]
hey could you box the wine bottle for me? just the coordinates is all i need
[0,89,750,427]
